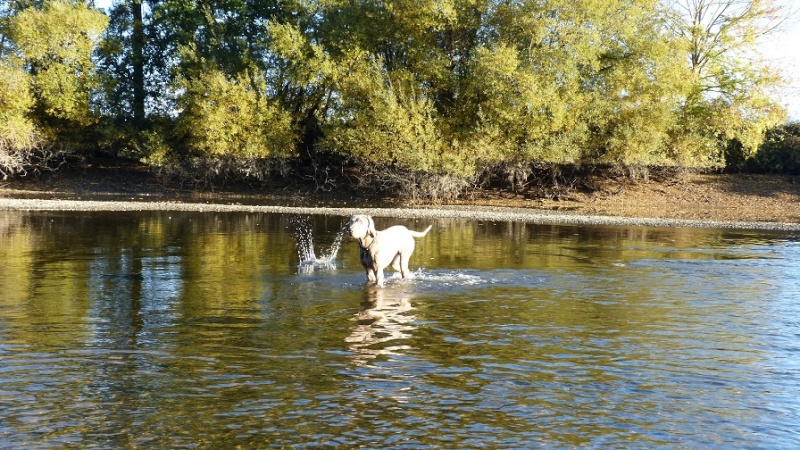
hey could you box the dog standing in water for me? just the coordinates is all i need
[347,215,432,287]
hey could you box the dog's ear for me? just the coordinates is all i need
[367,216,376,237]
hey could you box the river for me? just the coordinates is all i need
[1,210,798,448]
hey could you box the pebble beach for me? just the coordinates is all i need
[2,198,799,231]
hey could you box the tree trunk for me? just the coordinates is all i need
[131,0,146,124]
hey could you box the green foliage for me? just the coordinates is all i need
[666,0,787,162]
[0,58,40,178]
[10,0,108,139]
[755,122,800,174]
[1,0,791,191]
[728,122,800,174]
[457,44,557,165]
[0,0,108,174]
[0,58,37,149]
[176,68,296,159]
[323,56,454,174]
[266,21,336,136]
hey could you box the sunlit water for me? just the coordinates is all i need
[1,210,799,448]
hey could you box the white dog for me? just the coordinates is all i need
[347,215,432,287]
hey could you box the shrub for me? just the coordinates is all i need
[176,69,296,160]
[0,59,40,179]
[322,55,466,175]
[10,0,108,147]
[753,122,800,174]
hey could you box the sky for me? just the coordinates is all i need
[760,1,800,120]
[92,0,800,121]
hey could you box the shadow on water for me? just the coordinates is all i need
[1,210,799,448]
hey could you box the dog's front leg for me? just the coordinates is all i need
[375,267,385,287]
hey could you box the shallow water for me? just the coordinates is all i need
[1,210,799,448]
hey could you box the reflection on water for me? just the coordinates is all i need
[347,285,416,366]
[1,210,799,448]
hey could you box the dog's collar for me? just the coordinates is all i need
[358,234,375,249]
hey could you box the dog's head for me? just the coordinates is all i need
[348,215,376,244]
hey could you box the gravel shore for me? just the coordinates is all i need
[2,197,799,231]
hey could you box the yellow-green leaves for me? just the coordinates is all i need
[0,59,37,149]
[177,69,295,159]
[0,58,40,178]
[3,0,792,182]
[324,58,450,173]
[667,0,788,162]
[11,0,108,129]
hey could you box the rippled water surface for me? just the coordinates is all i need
[1,210,799,448]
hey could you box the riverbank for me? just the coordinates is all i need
[1,162,799,230]
[464,172,800,225]
[3,197,800,231]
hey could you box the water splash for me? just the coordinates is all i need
[398,269,485,286]
[292,216,346,272]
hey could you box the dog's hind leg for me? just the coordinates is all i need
[399,240,416,279]
[397,251,413,279]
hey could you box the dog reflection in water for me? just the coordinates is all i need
[345,286,416,365]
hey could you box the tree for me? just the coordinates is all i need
[97,0,168,123]
[2,0,107,176]
[10,0,108,143]
[4,0,791,188]
[131,0,145,124]
[323,53,449,173]
[665,0,787,163]
[474,0,699,168]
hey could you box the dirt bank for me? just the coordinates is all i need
[1,162,799,230]
[461,173,800,224]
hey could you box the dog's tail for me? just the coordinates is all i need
[409,224,433,238]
